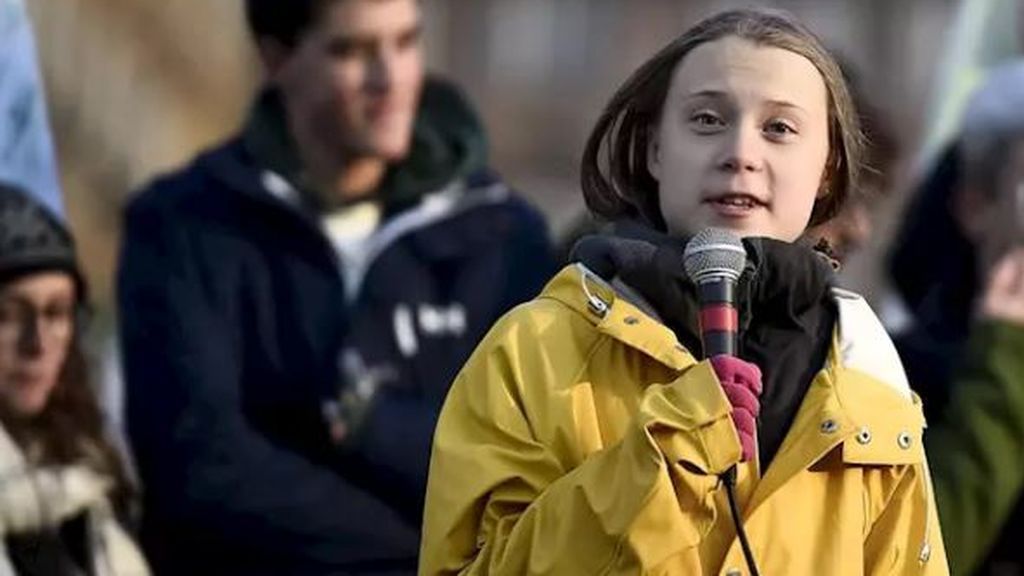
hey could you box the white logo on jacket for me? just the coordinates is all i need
[393,303,468,358]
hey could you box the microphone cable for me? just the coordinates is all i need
[721,465,761,576]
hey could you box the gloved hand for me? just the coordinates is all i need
[710,355,763,462]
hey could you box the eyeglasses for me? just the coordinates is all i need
[0,300,75,347]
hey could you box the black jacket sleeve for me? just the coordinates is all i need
[117,192,418,572]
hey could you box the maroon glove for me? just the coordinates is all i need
[710,355,763,462]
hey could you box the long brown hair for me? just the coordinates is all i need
[3,284,134,515]
[580,8,865,231]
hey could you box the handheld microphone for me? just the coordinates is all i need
[683,227,761,576]
[683,228,747,358]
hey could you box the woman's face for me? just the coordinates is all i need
[0,273,76,418]
[650,36,832,241]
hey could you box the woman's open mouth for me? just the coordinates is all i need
[704,193,766,217]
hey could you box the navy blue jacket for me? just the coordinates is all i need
[118,121,554,573]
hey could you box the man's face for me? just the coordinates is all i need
[272,0,424,161]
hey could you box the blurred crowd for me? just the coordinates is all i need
[3,0,1024,575]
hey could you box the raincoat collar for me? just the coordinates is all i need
[538,264,926,485]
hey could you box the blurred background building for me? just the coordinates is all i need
[23,0,1024,308]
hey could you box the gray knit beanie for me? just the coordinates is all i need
[0,181,83,296]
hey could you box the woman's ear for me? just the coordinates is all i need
[809,176,837,226]
[647,130,662,182]
[817,151,842,198]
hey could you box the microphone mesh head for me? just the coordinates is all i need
[683,228,747,283]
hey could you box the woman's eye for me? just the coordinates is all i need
[765,119,798,136]
[690,111,727,133]
[692,112,723,126]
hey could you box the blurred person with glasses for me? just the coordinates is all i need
[0,182,148,575]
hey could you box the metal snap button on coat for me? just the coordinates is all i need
[856,427,872,445]
[624,316,640,325]
[820,419,838,434]
[898,431,913,449]
[919,543,932,563]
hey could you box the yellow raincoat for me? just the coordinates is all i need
[420,265,949,575]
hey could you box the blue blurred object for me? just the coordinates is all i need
[0,0,63,218]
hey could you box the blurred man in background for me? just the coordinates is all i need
[117,0,554,574]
